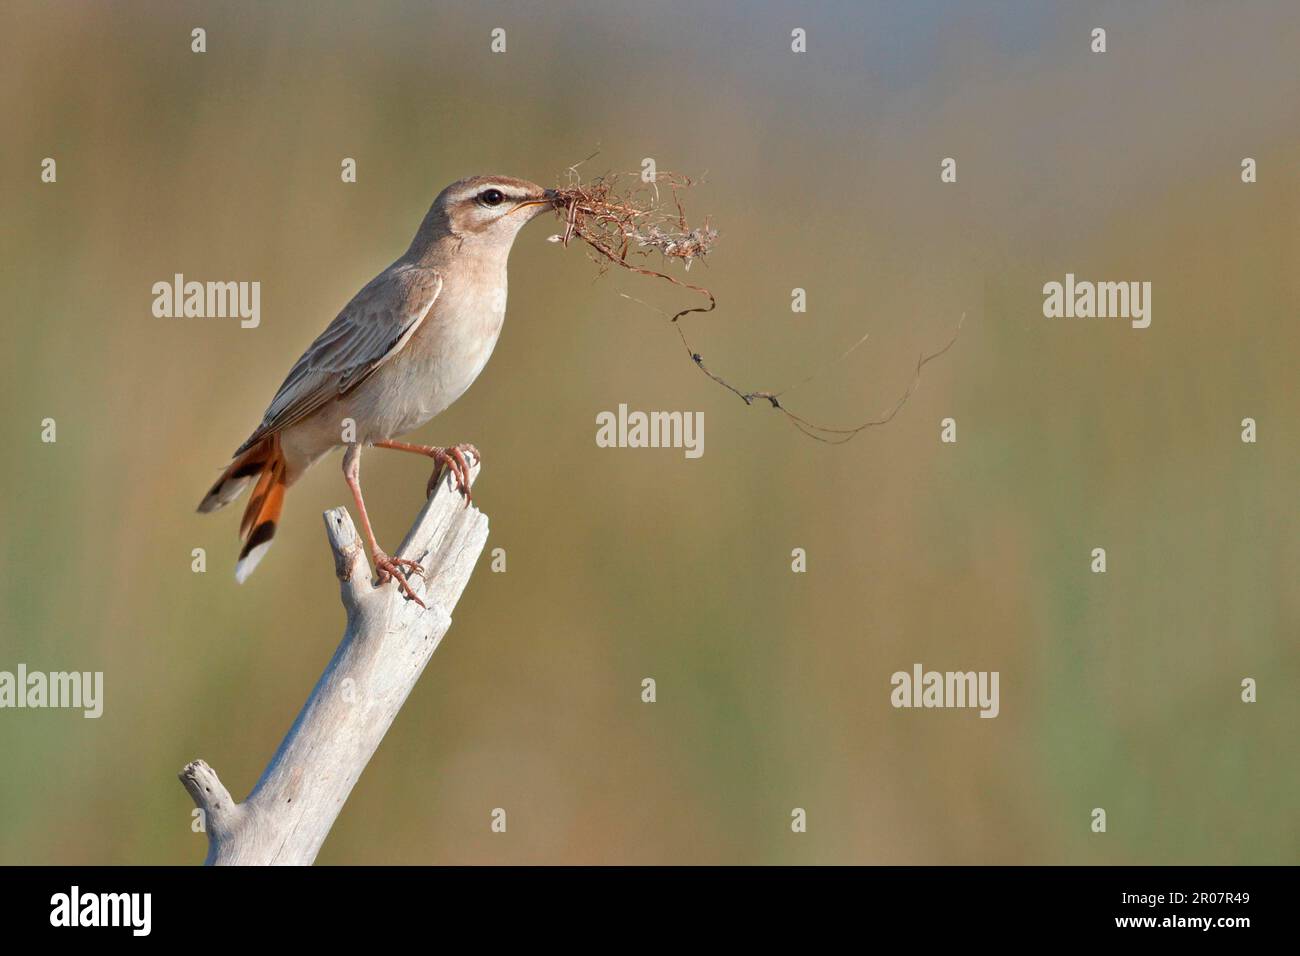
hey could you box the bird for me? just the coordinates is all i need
[198,175,555,607]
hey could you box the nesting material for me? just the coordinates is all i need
[546,166,961,444]
[547,171,717,273]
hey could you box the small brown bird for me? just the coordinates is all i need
[199,176,554,606]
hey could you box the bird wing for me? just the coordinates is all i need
[234,263,442,455]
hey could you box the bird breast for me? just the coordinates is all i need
[355,273,508,442]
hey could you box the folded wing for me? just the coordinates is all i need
[235,264,442,455]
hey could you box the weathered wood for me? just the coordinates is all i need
[180,461,488,865]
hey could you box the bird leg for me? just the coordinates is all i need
[372,439,479,506]
[342,444,426,607]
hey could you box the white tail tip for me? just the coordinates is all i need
[234,540,273,583]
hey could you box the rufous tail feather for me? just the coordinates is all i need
[197,435,287,582]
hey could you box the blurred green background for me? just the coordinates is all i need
[1,0,1296,864]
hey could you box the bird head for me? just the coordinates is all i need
[422,175,556,247]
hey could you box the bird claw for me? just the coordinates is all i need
[426,443,480,507]
[373,550,426,607]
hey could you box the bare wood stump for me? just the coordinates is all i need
[180,460,488,865]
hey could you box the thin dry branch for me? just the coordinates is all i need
[698,313,967,445]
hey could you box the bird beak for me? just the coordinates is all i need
[510,190,560,218]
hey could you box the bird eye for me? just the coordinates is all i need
[479,188,505,207]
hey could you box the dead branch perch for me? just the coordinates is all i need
[179,461,489,865]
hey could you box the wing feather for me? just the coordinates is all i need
[234,264,441,455]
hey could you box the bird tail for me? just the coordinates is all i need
[197,434,288,582]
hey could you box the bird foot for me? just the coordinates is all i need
[372,550,426,607]
[426,443,480,506]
